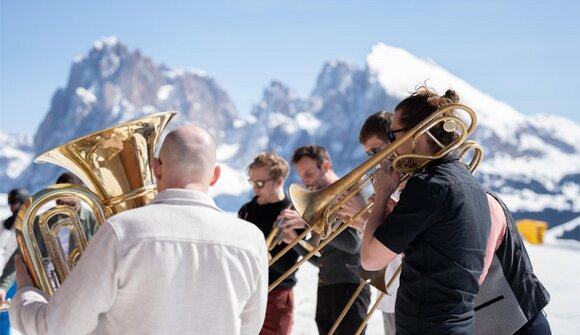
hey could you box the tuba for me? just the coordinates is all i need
[268,103,481,291]
[14,111,177,295]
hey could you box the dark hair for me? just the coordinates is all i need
[248,152,290,180]
[291,145,332,169]
[395,85,461,146]
[8,188,30,205]
[359,111,393,144]
[56,172,83,185]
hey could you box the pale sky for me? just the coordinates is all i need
[1,0,579,134]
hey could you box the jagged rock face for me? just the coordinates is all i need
[2,39,578,225]
[0,132,33,190]
[15,38,238,191]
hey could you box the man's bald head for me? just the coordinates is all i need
[155,125,219,192]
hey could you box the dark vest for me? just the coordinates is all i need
[474,191,550,334]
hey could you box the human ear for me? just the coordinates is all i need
[322,160,331,172]
[152,157,162,181]
[209,165,221,186]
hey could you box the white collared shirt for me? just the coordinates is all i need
[10,189,268,335]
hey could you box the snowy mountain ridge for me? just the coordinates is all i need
[1,38,578,226]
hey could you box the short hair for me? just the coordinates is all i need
[359,111,393,144]
[56,172,83,185]
[291,145,332,169]
[395,85,461,146]
[8,188,30,205]
[248,152,290,180]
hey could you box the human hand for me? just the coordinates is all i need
[0,288,5,302]
[339,193,368,234]
[279,210,306,230]
[372,159,401,199]
[15,254,33,288]
[281,228,299,244]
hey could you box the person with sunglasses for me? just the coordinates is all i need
[360,86,492,334]
[360,108,552,335]
[279,144,371,335]
[237,152,298,335]
[358,110,403,335]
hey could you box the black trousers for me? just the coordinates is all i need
[316,283,371,335]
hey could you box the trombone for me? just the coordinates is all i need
[265,213,322,258]
[332,140,484,334]
[268,103,479,292]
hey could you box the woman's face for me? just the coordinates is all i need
[392,109,436,157]
[391,109,413,156]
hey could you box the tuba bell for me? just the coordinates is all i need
[14,111,177,295]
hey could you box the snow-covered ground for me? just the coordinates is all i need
[1,194,578,334]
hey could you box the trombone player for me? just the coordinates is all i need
[359,110,402,335]
[238,152,298,335]
[279,144,371,335]
[361,87,491,334]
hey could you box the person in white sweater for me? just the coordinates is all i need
[10,125,269,335]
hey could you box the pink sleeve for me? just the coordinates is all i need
[479,194,507,284]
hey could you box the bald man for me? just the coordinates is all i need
[10,126,268,335]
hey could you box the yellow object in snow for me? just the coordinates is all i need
[516,219,548,244]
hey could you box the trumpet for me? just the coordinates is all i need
[268,103,479,292]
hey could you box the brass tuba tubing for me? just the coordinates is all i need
[14,111,177,295]
[15,185,108,294]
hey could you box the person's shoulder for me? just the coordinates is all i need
[231,215,264,238]
[218,215,266,257]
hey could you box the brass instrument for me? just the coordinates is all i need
[334,137,485,334]
[268,103,479,292]
[14,112,177,295]
[265,204,322,258]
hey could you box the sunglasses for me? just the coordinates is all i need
[365,147,382,157]
[386,126,412,143]
[248,178,272,189]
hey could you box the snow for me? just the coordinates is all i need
[366,43,526,141]
[498,189,578,212]
[478,148,580,187]
[157,85,174,101]
[75,87,96,105]
[295,112,321,135]
[1,195,578,334]
[93,36,120,51]
[217,143,240,161]
[208,164,251,197]
[0,147,33,179]
[164,68,207,79]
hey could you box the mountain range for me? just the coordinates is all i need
[1,37,578,229]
